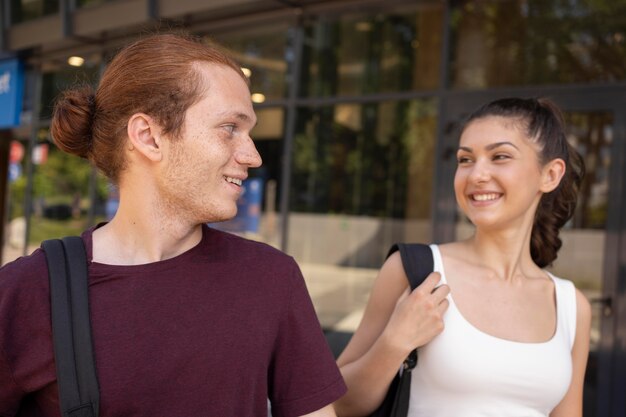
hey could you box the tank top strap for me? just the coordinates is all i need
[429,244,446,283]
[551,273,577,349]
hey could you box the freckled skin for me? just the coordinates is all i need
[156,64,262,225]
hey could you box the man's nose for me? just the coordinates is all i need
[236,137,262,168]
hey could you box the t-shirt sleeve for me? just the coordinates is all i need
[268,259,346,417]
[0,250,56,416]
[0,346,23,416]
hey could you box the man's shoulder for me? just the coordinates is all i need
[0,248,50,321]
[0,247,48,288]
[208,227,293,262]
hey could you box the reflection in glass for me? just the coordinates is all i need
[289,99,437,268]
[77,0,110,7]
[10,0,59,23]
[450,0,626,88]
[288,99,436,328]
[302,4,443,97]
[213,27,288,100]
[554,111,612,417]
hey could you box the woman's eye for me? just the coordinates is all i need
[493,154,510,161]
[457,156,471,164]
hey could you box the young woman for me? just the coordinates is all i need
[335,97,591,417]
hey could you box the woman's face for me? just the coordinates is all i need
[454,116,547,232]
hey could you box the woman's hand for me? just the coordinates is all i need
[381,272,450,353]
[334,253,449,417]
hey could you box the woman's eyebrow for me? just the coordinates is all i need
[485,141,519,151]
[458,141,520,153]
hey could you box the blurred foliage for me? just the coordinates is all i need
[9,142,109,220]
[450,0,626,88]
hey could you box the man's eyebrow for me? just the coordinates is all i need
[216,110,257,126]
[458,141,519,153]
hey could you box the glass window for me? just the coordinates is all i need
[212,26,289,101]
[301,3,443,97]
[289,99,436,255]
[77,0,110,7]
[288,98,437,328]
[450,0,626,88]
[11,0,59,24]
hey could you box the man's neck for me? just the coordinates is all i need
[91,201,203,265]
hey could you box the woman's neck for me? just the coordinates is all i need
[463,226,538,282]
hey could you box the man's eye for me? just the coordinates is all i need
[223,124,235,134]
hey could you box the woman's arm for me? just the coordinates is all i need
[334,252,449,417]
[550,288,592,417]
[301,404,337,417]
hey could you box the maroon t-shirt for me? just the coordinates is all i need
[0,225,346,416]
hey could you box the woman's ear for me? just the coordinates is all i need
[127,113,163,162]
[540,158,566,193]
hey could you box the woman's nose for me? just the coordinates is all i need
[469,160,490,183]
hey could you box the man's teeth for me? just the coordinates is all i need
[473,193,499,201]
[225,177,242,186]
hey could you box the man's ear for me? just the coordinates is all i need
[127,113,163,162]
[540,158,566,193]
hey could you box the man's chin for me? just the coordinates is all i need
[202,211,238,224]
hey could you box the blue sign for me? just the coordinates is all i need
[211,178,264,234]
[0,59,25,129]
[8,162,21,182]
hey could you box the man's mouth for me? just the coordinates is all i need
[225,176,243,186]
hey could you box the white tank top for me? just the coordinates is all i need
[408,245,577,417]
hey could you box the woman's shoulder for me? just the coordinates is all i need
[546,272,592,327]
[546,272,586,301]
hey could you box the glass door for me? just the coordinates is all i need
[436,88,626,417]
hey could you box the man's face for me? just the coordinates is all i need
[156,63,262,224]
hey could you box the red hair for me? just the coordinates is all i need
[51,33,247,183]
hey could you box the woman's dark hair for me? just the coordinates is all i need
[462,97,585,267]
[50,33,247,184]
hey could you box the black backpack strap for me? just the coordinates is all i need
[43,237,99,417]
[386,243,435,371]
[386,243,434,291]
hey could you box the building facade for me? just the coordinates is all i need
[1,0,625,415]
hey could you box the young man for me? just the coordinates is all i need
[0,34,346,417]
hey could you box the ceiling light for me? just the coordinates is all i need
[241,67,252,77]
[251,93,265,103]
[67,56,85,67]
